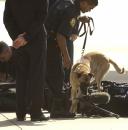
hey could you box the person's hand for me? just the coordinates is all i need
[63,55,72,69]
[13,37,27,49]
[13,32,27,49]
[78,16,90,23]
[70,34,78,41]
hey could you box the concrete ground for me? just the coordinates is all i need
[0,112,128,130]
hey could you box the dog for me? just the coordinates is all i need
[70,51,125,113]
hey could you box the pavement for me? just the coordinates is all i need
[1,112,128,130]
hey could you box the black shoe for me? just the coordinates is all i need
[17,116,26,121]
[31,113,49,121]
[16,112,26,121]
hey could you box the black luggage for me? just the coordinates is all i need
[0,82,16,111]
[100,81,128,117]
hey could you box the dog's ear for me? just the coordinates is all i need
[88,73,94,78]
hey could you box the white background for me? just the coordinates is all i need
[0,0,128,70]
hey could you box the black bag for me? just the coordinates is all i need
[102,81,128,96]
[100,81,128,117]
[0,88,16,112]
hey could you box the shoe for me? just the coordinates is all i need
[16,112,26,121]
[31,113,49,121]
[17,116,26,121]
[50,98,76,118]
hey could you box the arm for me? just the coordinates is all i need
[3,0,21,41]
[13,0,48,49]
[56,33,71,69]
[72,20,80,35]
[56,10,78,68]
[24,0,49,42]
[70,20,79,41]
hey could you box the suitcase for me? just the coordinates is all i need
[100,81,128,117]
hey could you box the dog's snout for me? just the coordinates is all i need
[80,83,89,95]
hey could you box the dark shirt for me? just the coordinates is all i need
[3,0,48,42]
[46,0,80,39]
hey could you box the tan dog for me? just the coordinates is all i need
[70,52,125,113]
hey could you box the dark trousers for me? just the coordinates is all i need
[46,38,74,114]
[46,38,64,99]
[15,36,47,118]
[64,39,74,84]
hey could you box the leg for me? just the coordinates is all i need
[95,64,110,91]
[46,39,74,118]
[46,41,65,118]
[46,40,64,98]
[27,38,47,120]
[70,88,78,113]
[15,49,29,120]
[70,86,81,113]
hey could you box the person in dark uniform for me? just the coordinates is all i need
[3,0,49,121]
[46,0,98,118]
[64,31,78,87]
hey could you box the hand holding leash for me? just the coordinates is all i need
[78,16,90,23]
[70,34,78,41]
[77,16,95,58]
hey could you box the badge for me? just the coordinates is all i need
[70,18,76,28]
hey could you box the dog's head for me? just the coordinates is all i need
[77,72,93,86]
[73,64,93,84]
[73,63,94,94]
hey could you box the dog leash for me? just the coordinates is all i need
[78,17,95,57]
